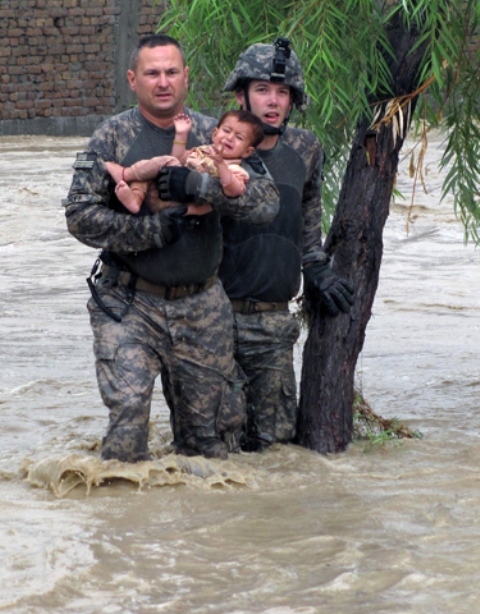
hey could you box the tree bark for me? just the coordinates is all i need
[297,11,430,453]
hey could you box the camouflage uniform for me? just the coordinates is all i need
[221,41,325,450]
[64,106,279,462]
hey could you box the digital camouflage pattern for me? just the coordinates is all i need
[281,126,324,257]
[227,126,322,448]
[64,106,278,462]
[222,43,325,447]
[233,311,300,450]
[89,279,245,461]
[65,107,279,254]
[224,41,308,111]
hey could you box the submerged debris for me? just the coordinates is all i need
[353,391,421,443]
[20,453,258,498]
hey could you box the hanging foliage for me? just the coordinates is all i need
[157,0,480,239]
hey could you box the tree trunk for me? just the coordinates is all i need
[297,11,429,453]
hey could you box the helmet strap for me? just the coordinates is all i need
[242,84,252,113]
[263,122,285,136]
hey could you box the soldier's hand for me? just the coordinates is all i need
[157,167,200,203]
[243,152,267,175]
[303,261,354,316]
[157,206,188,246]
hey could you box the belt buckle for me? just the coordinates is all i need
[245,301,256,314]
[165,285,175,300]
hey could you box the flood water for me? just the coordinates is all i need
[1,132,479,613]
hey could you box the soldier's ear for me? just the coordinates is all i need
[127,70,136,92]
[235,91,245,108]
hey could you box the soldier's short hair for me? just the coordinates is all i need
[130,34,186,71]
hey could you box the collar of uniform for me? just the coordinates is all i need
[138,109,177,138]
[256,138,286,162]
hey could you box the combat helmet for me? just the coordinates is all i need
[224,38,308,135]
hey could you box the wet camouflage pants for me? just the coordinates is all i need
[88,278,246,462]
[233,310,300,450]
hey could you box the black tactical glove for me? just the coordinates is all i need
[244,152,267,175]
[154,206,188,247]
[303,261,354,316]
[157,167,201,203]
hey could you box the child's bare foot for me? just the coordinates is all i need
[115,180,142,214]
[105,161,124,184]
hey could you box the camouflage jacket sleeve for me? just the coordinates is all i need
[189,109,279,224]
[194,172,279,224]
[64,114,175,252]
[283,127,325,258]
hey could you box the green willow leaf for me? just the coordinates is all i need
[159,0,480,242]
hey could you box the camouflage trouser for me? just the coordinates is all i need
[87,278,246,463]
[233,310,300,450]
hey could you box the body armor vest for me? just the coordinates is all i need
[220,140,306,302]
[107,113,223,286]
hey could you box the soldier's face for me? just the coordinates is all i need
[236,80,292,129]
[128,45,189,124]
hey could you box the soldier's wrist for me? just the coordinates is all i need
[302,250,330,267]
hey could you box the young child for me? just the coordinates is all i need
[105,109,264,214]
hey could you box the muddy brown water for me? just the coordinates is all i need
[1,133,480,613]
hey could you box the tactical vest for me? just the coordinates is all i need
[107,112,223,286]
[219,140,306,302]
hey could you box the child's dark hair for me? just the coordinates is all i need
[218,110,264,148]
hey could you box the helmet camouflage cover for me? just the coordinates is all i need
[224,38,308,111]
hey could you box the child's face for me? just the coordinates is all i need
[212,117,255,159]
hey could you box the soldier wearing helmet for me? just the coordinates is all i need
[223,37,308,136]
[219,38,355,451]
